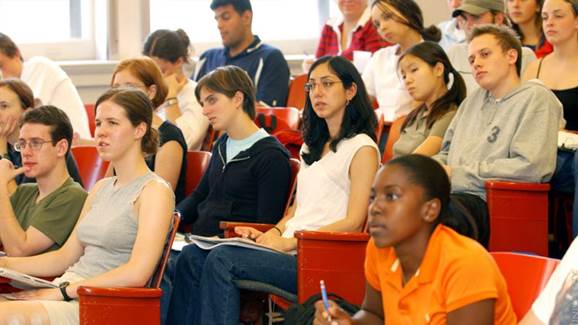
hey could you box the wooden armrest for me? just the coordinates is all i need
[77,287,162,298]
[485,181,550,192]
[219,221,274,232]
[295,230,370,242]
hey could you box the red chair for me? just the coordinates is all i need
[272,129,303,160]
[184,151,212,197]
[84,104,96,138]
[78,212,181,325]
[71,146,109,190]
[374,110,385,149]
[200,125,217,152]
[491,252,559,319]
[255,107,301,134]
[286,74,308,110]
[381,115,405,163]
[486,181,550,256]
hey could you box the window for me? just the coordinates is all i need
[149,0,330,56]
[0,0,97,60]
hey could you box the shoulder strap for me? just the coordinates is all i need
[536,57,545,79]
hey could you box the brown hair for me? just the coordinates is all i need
[195,65,256,119]
[371,0,441,42]
[508,0,544,45]
[0,78,34,110]
[22,105,73,155]
[111,57,168,108]
[143,29,191,64]
[0,33,21,60]
[95,87,159,156]
[468,24,523,76]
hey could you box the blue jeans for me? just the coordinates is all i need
[160,251,180,325]
[165,244,297,325]
[550,150,578,237]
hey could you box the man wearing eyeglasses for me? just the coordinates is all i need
[0,105,86,257]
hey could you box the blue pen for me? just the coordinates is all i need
[320,280,332,322]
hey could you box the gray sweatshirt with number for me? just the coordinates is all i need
[433,80,563,200]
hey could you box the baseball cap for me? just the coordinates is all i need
[452,0,505,17]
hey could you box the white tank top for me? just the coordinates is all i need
[283,134,378,238]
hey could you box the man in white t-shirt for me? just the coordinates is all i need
[447,0,537,95]
[0,33,91,140]
[520,238,578,324]
[437,0,466,51]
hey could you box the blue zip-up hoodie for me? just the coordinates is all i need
[177,134,291,236]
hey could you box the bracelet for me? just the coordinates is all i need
[59,281,73,301]
[272,226,282,235]
[165,97,178,106]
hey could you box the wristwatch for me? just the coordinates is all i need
[59,281,73,301]
[165,97,178,106]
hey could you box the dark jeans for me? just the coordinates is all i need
[550,149,578,237]
[448,192,490,247]
[160,251,180,325]
[166,244,297,325]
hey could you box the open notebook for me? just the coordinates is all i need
[172,234,294,255]
[0,267,58,290]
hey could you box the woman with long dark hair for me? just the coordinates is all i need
[166,56,380,325]
[362,0,441,120]
[393,42,466,157]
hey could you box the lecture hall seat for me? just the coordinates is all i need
[184,151,212,197]
[77,212,181,325]
[84,104,96,138]
[71,146,109,191]
[286,74,308,110]
[255,106,301,134]
[490,252,559,319]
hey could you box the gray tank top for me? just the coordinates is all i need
[65,172,161,279]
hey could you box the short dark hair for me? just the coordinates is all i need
[143,29,191,64]
[0,33,21,59]
[210,0,252,13]
[468,24,523,76]
[195,65,256,119]
[21,105,73,154]
[302,56,377,165]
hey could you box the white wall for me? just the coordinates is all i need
[417,0,452,26]
[67,0,455,104]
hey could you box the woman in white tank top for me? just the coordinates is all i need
[166,56,380,324]
[0,88,175,325]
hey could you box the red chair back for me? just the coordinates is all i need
[286,74,308,109]
[148,212,181,288]
[200,126,217,152]
[255,107,301,134]
[382,115,406,163]
[284,159,300,212]
[375,109,385,146]
[184,151,212,197]
[71,146,109,190]
[491,252,559,319]
[84,104,96,138]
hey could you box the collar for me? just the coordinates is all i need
[385,225,445,285]
[328,7,372,33]
[225,35,263,59]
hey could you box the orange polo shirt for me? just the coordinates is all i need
[365,225,516,324]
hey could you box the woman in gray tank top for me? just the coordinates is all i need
[0,88,175,325]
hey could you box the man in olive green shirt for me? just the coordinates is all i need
[0,106,87,256]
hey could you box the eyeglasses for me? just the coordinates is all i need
[304,80,343,92]
[14,139,53,152]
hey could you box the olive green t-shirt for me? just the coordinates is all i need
[393,106,457,157]
[9,177,87,251]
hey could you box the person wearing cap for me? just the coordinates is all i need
[447,0,537,94]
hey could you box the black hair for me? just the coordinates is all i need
[398,42,466,132]
[371,0,441,42]
[210,0,252,13]
[386,154,450,223]
[302,56,377,165]
[143,29,191,64]
[21,105,73,155]
[195,65,256,119]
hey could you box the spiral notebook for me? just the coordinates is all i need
[172,234,294,255]
[0,267,58,290]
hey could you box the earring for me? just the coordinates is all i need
[345,99,351,108]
